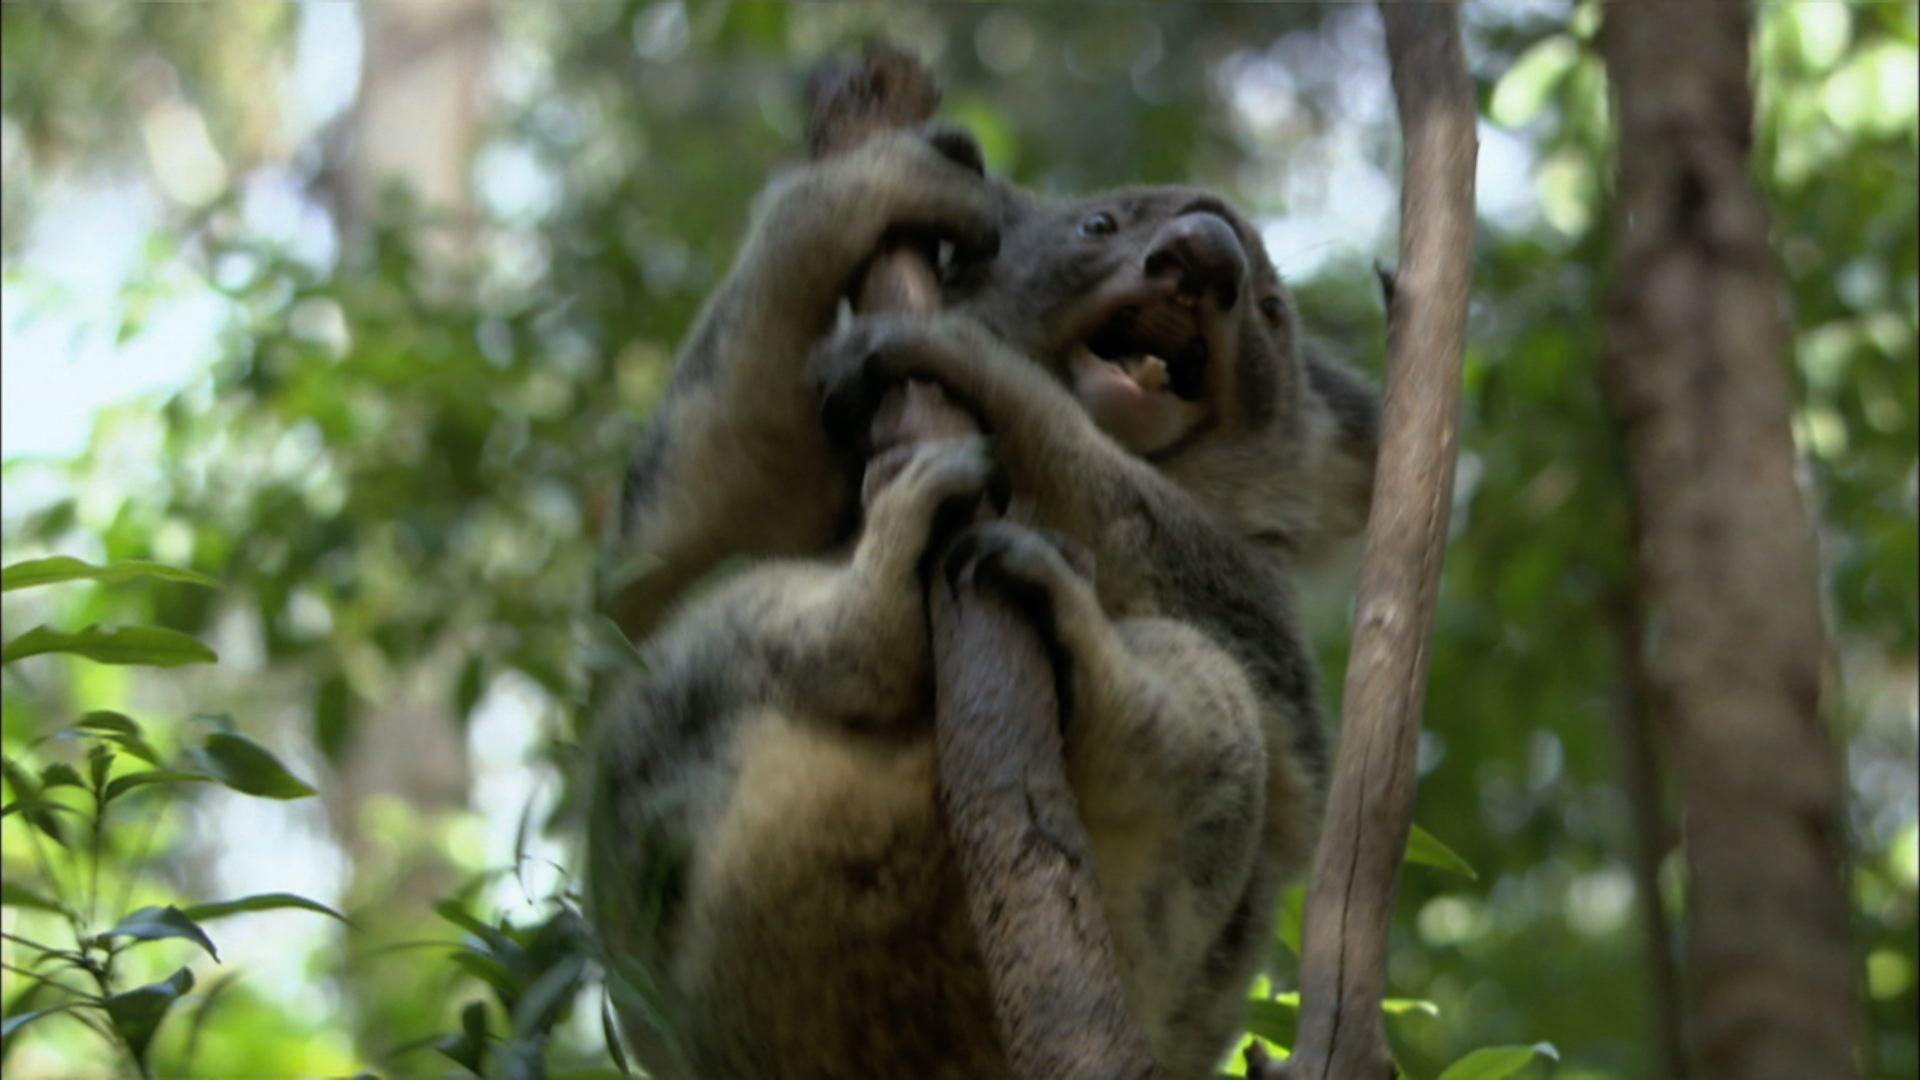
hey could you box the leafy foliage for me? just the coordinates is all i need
[0,560,338,1076]
[2,2,1914,1077]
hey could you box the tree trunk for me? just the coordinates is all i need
[319,0,491,888]
[1277,5,1476,1077]
[1600,6,1857,1079]
[335,0,490,265]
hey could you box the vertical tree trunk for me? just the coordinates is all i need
[319,0,492,886]
[1601,7,1857,1079]
[336,0,491,264]
[1277,5,1476,1077]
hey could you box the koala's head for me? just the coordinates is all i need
[941,164,1378,555]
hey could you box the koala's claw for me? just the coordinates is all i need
[943,521,1093,622]
[867,435,995,526]
[810,315,937,448]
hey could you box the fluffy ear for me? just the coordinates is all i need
[1296,345,1380,555]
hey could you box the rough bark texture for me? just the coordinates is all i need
[1279,5,1476,1078]
[809,46,1155,1080]
[1601,8,1857,1079]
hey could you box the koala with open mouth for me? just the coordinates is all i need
[587,125,1378,1079]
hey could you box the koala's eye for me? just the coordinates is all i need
[1078,212,1117,238]
[1259,295,1285,323]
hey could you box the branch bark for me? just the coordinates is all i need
[1278,5,1476,1077]
[808,45,1154,1080]
[1600,8,1857,1079]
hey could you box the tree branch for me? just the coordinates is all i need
[1279,5,1476,1077]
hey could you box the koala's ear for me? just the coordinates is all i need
[923,123,987,177]
[1299,347,1380,552]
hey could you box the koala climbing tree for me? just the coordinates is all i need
[806,45,1159,1080]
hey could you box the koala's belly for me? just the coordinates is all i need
[667,708,1010,1080]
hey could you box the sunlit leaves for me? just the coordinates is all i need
[1,1003,86,1053]
[101,967,196,1067]
[1434,1041,1559,1080]
[104,905,221,962]
[183,891,349,926]
[1,624,218,667]
[1405,824,1479,882]
[71,710,164,765]
[184,732,317,799]
[1488,37,1579,130]
[1,556,220,592]
[1,879,65,913]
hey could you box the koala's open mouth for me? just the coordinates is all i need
[1075,297,1210,402]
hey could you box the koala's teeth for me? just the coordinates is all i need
[1133,355,1171,392]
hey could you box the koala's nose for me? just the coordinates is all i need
[1144,213,1245,310]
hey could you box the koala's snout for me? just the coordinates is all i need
[1144,213,1246,311]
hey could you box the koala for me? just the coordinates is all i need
[604,125,1009,640]
[588,176,1378,1077]
[587,430,1310,1079]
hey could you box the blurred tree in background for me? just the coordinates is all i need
[2,3,1913,1078]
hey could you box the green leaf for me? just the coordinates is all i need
[1381,997,1441,1018]
[103,906,221,962]
[38,762,84,789]
[313,674,354,763]
[1405,824,1478,881]
[454,657,486,734]
[1,1002,83,1050]
[435,999,491,1075]
[2,624,218,668]
[579,614,647,675]
[602,997,633,1077]
[103,770,215,803]
[183,891,350,926]
[510,953,587,1038]
[1274,884,1306,957]
[1,757,69,846]
[1,880,64,913]
[87,743,115,792]
[1435,1042,1560,1080]
[449,948,518,1003]
[1,556,220,593]
[73,711,164,765]
[102,966,196,1065]
[1243,997,1298,1050]
[187,733,316,799]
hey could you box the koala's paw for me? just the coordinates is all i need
[873,434,993,507]
[943,521,1095,628]
[810,313,947,446]
[867,126,1003,262]
[865,435,1006,555]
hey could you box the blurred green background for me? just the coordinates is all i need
[1,2,1913,1077]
